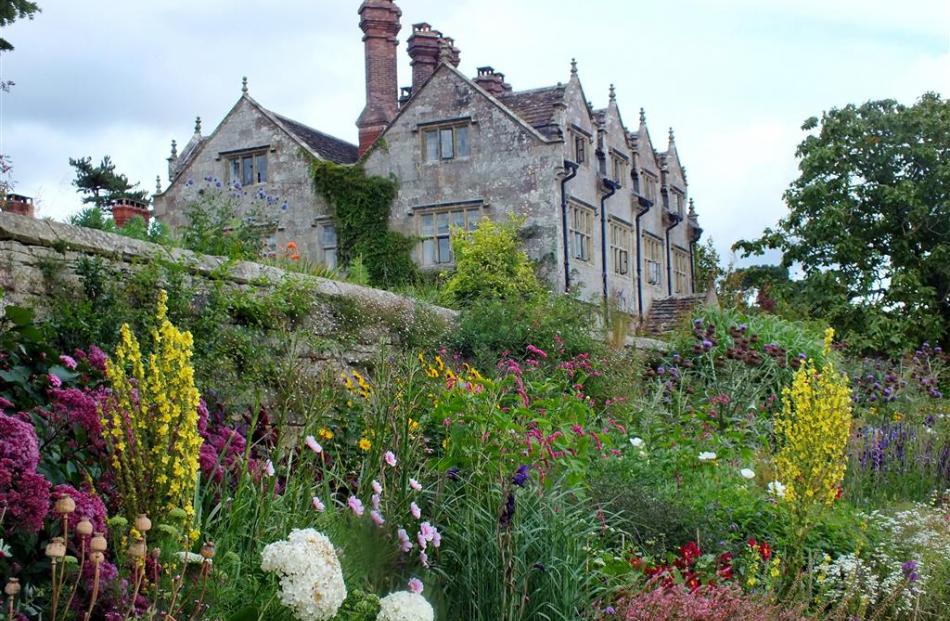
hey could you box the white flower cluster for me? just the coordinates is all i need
[376,591,434,621]
[261,529,347,621]
[820,551,924,614]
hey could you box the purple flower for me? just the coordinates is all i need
[384,451,397,467]
[347,495,365,517]
[370,510,385,527]
[48,373,62,389]
[59,354,78,370]
[410,501,421,520]
[512,465,530,487]
[0,413,40,470]
[371,479,383,495]
[407,578,423,594]
[446,466,461,481]
[604,606,616,615]
[0,397,12,411]
[902,560,920,582]
[397,528,413,552]
[87,346,109,371]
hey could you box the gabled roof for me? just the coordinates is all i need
[271,113,358,164]
[497,85,567,140]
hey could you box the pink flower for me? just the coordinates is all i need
[407,578,424,595]
[304,435,322,454]
[312,496,326,512]
[263,460,275,477]
[48,374,62,389]
[372,493,381,510]
[372,479,383,495]
[59,355,78,370]
[370,510,385,527]
[419,521,436,542]
[419,550,429,568]
[384,451,397,467]
[417,531,427,550]
[432,528,442,548]
[409,478,422,492]
[397,528,413,552]
[87,346,108,371]
[347,495,364,517]
[410,501,421,520]
[0,397,12,411]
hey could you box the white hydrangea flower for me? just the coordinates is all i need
[261,529,347,621]
[767,480,787,498]
[376,591,434,621]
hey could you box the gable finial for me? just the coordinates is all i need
[609,84,616,101]
[155,175,162,194]
[570,58,578,77]
[688,198,696,216]
[668,127,675,144]
[194,116,202,135]
[241,76,248,94]
[170,139,178,159]
[639,107,646,125]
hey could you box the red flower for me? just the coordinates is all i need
[758,541,772,561]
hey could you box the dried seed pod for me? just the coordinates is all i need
[90,551,105,565]
[55,494,77,515]
[76,519,94,537]
[46,537,67,559]
[4,577,20,596]
[200,541,216,560]
[134,514,152,534]
[90,533,108,553]
[128,537,147,560]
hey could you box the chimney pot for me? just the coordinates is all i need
[407,19,442,96]
[357,0,403,157]
[111,198,151,228]
[1,193,35,218]
[474,66,511,96]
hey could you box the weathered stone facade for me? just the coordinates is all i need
[153,0,703,323]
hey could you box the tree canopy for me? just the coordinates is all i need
[69,155,149,209]
[0,0,40,51]
[734,93,949,354]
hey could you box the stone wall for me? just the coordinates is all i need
[0,212,456,369]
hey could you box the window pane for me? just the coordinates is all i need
[452,210,465,228]
[421,214,434,236]
[322,224,336,246]
[575,137,585,163]
[256,154,268,183]
[422,239,434,265]
[438,237,452,263]
[440,128,454,159]
[324,248,337,269]
[437,212,450,235]
[424,131,439,161]
[466,208,480,230]
[242,156,254,186]
[230,159,241,182]
[456,126,470,157]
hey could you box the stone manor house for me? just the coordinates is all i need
[153,0,704,323]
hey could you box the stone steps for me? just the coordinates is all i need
[643,294,708,336]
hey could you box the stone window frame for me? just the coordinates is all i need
[415,203,483,266]
[670,188,686,217]
[420,121,471,163]
[568,201,595,264]
[672,245,691,295]
[643,232,664,287]
[569,124,592,166]
[609,219,632,276]
[610,149,629,188]
[641,171,658,204]
[224,148,269,186]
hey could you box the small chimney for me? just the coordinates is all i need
[356,0,403,157]
[407,23,442,94]
[474,66,511,97]
[438,36,461,67]
[111,198,151,228]
[1,193,35,218]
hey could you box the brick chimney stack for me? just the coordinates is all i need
[438,36,461,68]
[357,0,402,157]
[1,194,35,218]
[407,23,442,94]
[474,66,512,97]
[111,198,151,228]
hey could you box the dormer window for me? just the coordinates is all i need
[672,191,685,216]
[641,172,658,203]
[610,151,628,187]
[423,123,470,162]
[574,134,587,164]
[227,150,268,186]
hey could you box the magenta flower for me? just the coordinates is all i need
[347,495,365,517]
[407,578,424,594]
[410,501,421,520]
[87,345,108,371]
[312,496,326,512]
[48,374,62,389]
[59,355,78,370]
[0,397,12,411]
[370,510,385,527]
[384,451,397,467]
[409,478,422,492]
[304,435,322,454]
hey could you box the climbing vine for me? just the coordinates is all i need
[311,159,416,286]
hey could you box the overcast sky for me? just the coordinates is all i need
[1,0,947,263]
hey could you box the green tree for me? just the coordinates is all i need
[69,155,149,210]
[735,93,950,354]
[692,237,722,293]
[443,217,544,306]
[0,0,40,52]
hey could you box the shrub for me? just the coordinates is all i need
[618,585,807,621]
[442,217,544,306]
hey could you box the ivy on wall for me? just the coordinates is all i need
[311,159,416,286]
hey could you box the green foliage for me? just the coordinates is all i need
[450,294,600,371]
[693,237,722,293]
[0,0,40,51]
[69,155,149,209]
[311,159,415,286]
[443,218,544,306]
[734,93,950,355]
[179,188,270,260]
